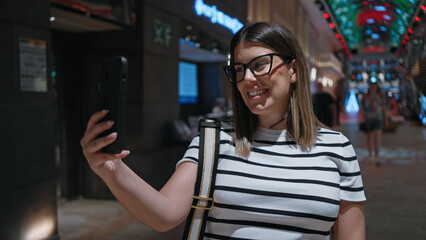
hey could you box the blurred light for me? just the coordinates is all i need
[415,16,421,21]
[346,90,359,113]
[310,67,317,82]
[408,29,414,34]
[371,33,380,39]
[379,73,384,81]
[366,18,375,24]
[421,5,426,11]
[323,13,330,19]
[383,15,391,20]
[405,35,410,40]
[329,23,335,28]
[336,33,341,39]
[362,71,368,81]
[374,6,387,11]
[49,16,56,22]
[24,217,56,240]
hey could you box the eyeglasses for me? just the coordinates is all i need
[223,53,293,83]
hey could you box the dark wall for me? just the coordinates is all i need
[71,0,247,198]
[0,1,58,240]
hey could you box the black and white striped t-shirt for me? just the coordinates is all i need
[177,126,366,240]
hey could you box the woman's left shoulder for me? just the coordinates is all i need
[316,127,350,143]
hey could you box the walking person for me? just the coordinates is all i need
[81,22,366,239]
[359,82,388,164]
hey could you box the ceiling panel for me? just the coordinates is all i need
[323,0,422,54]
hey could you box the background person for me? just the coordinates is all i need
[81,22,366,239]
[312,80,337,128]
[359,82,388,164]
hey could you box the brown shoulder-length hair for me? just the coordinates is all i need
[229,22,321,157]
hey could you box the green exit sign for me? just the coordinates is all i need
[153,19,173,47]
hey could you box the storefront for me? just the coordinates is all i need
[48,0,247,200]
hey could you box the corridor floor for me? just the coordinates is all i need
[57,120,426,240]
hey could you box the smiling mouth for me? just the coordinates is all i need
[248,89,268,97]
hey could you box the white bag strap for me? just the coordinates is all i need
[182,119,221,240]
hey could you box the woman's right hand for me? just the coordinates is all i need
[80,110,130,179]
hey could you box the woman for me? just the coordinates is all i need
[81,22,366,239]
[360,82,388,164]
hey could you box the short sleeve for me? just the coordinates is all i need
[176,135,200,169]
[338,133,367,202]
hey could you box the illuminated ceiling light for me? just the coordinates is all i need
[336,33,341,39]
[421,5,426,11]
[374,6,387,11]
[49,16,56,22]
[371,33,380,39]
[415,16,421,21]
[408,29,414,34]
[405,35,410,40]
[323,13,330,19]
[383,15,392,21]
[329,23,335,28]
[366,18,375,24]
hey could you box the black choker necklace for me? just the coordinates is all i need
[269,114,288,129]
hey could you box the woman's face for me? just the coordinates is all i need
[370,83,378,93]
[234,42,296,123]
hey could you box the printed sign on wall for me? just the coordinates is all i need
[19,37,47,92]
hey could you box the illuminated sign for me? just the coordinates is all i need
[194,0,243,34]
[153,19,173,47]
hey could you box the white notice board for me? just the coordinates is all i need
[19,37,47,92]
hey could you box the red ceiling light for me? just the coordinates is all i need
[329,23,335,28]
[408,29,414,34]
[336,33,341,39]
[323,13,330,19]
[405,35,410,40]
[421,5,426,11]
[402,40,407,45]
[415,16,421,21]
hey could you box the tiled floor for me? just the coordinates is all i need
[57,119,426,240]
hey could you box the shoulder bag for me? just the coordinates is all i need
[182,119,221,240]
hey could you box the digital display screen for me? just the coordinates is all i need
[179,61,198,104]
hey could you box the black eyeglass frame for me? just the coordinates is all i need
[223,53,294,83]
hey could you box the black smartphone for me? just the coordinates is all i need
[98,56,128,153]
